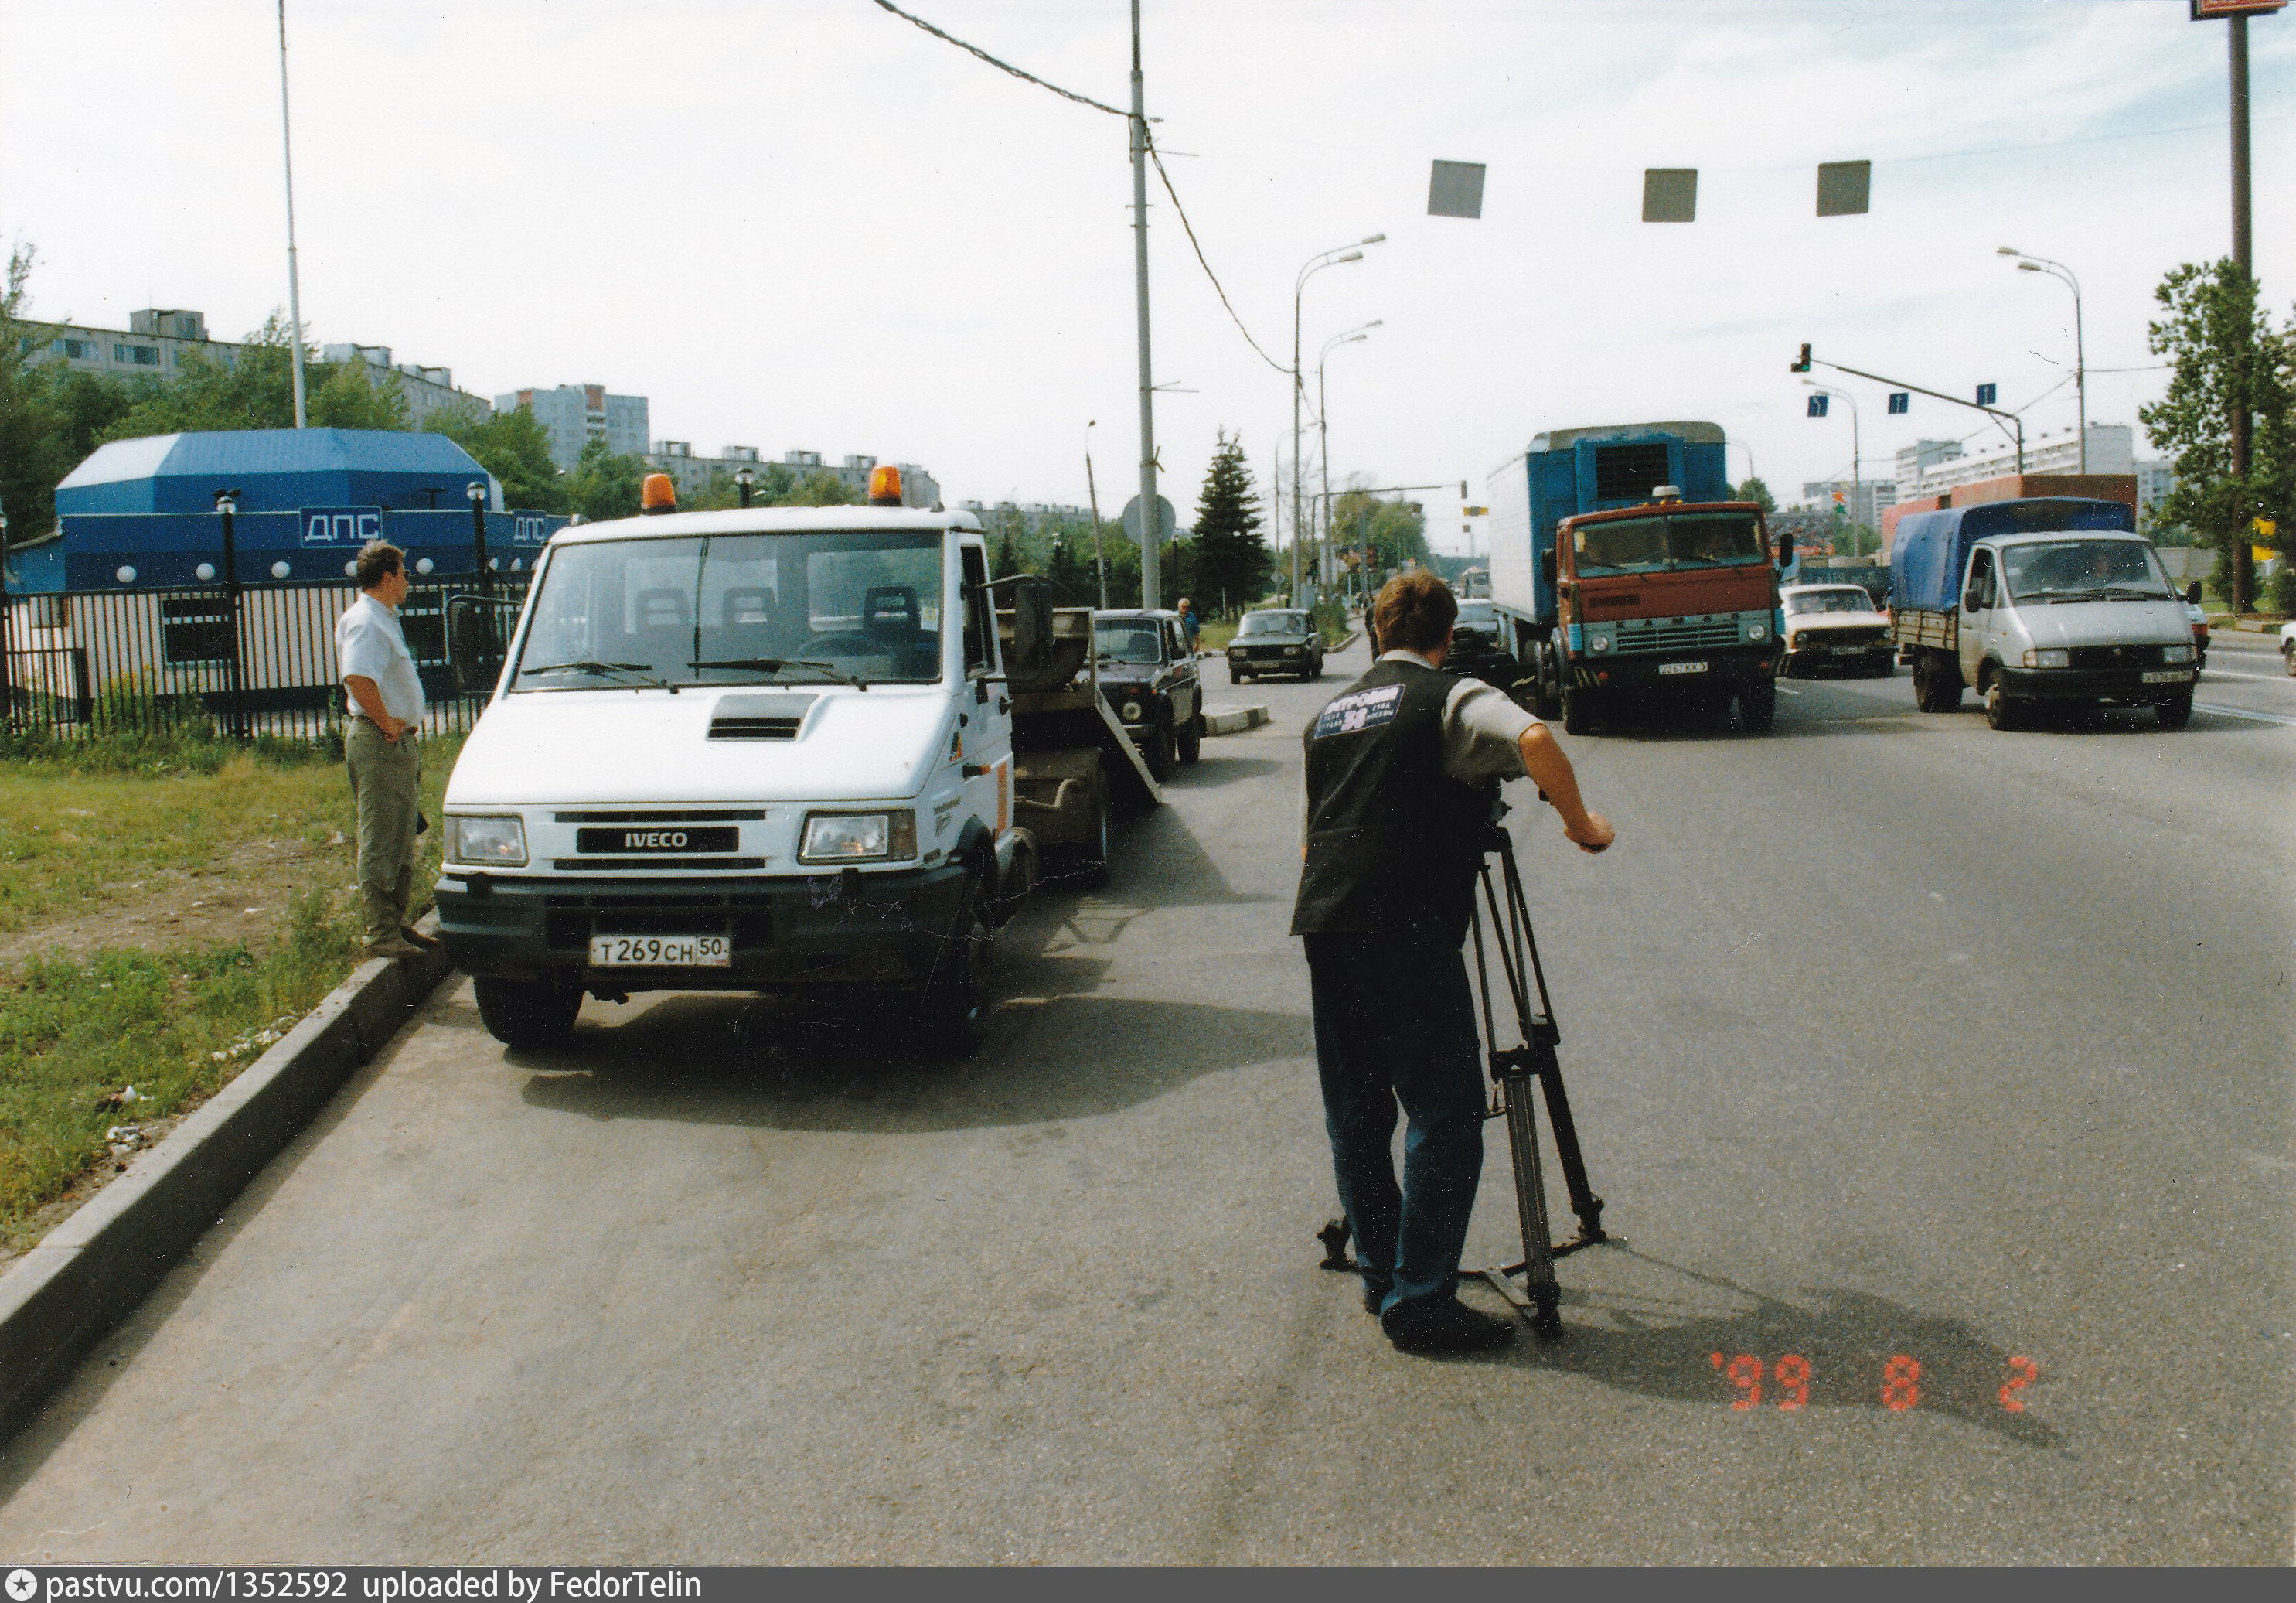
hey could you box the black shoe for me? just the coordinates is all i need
[1361,1284,1388,1316]
[1382,1298,1516,1354]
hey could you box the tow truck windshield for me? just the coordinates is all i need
[1573,510,1766,576]
[510,529,946,690]
[2000,539,2175,604]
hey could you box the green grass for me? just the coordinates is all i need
[0,731,462,934]
[0,728,466,1243]
[0,888,363,1244]
[1199,621,1237,653]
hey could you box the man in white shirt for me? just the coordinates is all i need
[336,540,432,960]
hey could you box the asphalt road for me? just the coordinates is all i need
[2,630,2288,1563]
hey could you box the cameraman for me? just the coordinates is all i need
[1293,571,1613,1354]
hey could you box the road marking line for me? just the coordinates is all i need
[1776,685,1802,695]
[2195,701,2296,728]
[2203,667,2293,684]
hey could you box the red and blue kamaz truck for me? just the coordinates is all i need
[1486,421,1790,732]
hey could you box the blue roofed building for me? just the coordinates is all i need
[2,430,570,735]
[16,428,567,592]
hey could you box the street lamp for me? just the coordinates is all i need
[1317,320,1381,588]
[1998,247,2086,472]
[466,479,492,592]
[1801,380,1862,558]
[734,465,755,508]
[1293,235,1383,597]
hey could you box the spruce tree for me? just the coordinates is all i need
[1188,428,1271,616]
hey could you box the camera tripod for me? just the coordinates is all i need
[1316,818,1607,1339]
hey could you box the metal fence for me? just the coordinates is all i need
[0,575,529,744]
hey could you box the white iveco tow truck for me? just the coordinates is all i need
[434,467,1157,1052]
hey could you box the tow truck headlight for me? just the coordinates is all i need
[1747,622,1766,642]
[2023,648,2071,669]
[1120,698,1146,724]
[799,810,918,864]
[448,814,527,866]
[2161,645,2193,663]
[1589,634,1612,653]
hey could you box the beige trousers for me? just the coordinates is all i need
[346,718,423,946]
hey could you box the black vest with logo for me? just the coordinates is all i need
[1291,658,1494,944]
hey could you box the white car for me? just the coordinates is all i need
[1780,582,1894,677]
[2281,618,2295,677]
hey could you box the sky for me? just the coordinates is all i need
[2,0,2291,554]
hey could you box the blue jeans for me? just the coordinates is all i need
[1303,933,1487,1315]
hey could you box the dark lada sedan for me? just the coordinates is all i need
[1092,609,1204,780]
[1445,598,1524,691]
[1226,609,1323,684]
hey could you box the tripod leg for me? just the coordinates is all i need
[1533,1042,1606,1243]
[1501,1067,1562,1338]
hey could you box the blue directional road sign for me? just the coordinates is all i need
[1976,384,1998,407]
[1807,394,1830,418]
[1888,392,1910,414]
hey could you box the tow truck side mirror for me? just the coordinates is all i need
[1003,577,1054,683]
[1538,551,1555,588]
[2185,581,2202,606]
[1776,534,1794,569]
[446,594,520,694]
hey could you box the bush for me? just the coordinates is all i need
[1311,595,1349,648]
[2272,568,2296,616]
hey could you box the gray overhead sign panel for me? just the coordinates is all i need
[1642,169,1698,223]
[1428,160,1487,219]
[1816,160,1872,216]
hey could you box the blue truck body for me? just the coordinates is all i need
[1487,420,1733,631]
[1888,497,2137,614]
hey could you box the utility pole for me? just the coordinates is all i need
[2230,9,2256,611]
[1128,0,1161,610]
[277,0,308,428]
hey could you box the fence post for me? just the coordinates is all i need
[214,488,250,740]
[466,480,491,597]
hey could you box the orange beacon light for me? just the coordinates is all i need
[640,473,678,514]
[868,465,904,506]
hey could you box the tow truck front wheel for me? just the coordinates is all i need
[474,974,582,1051]
[918,858,996,1056]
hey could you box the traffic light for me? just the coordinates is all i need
[1460,481,1469,499]
[1790,343,1812,373]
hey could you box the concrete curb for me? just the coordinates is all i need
[1204,704,1269,736]
[0,936,455,1444]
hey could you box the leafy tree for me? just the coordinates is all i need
[563,436,649,522]
[424,405,568,513]
[784,470,860,508]
[2141,260,2296,612]
[1736,476,1777,515]
[1187,429,1270,617]
[97,312,409,442]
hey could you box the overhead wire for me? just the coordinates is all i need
[868,0,1124,117]
[869,1,1291,377]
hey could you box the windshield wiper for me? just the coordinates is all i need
[689,657,867,690]
[519,660,667,687]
